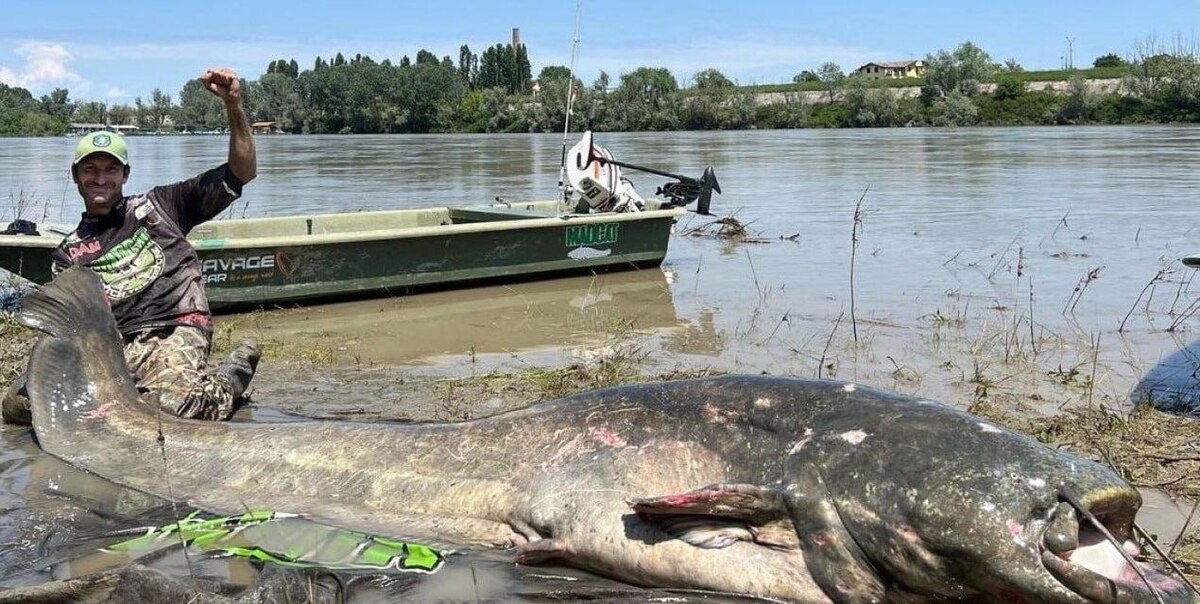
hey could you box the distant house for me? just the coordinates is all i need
[251,121,282,134]
[69,123,140,135]
[855,60,926,80]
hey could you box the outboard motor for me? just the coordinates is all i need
[568,131,720,216]
[656,166,721,216]
[566,132,646,213]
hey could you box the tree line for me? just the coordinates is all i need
[2,38,1198,136]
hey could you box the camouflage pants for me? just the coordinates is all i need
[124,326,252,421]
[3,325,256,424]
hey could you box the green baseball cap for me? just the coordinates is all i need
[73,131,129,166]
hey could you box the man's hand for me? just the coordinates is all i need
[201,66,256,183]
[200,68,242,105]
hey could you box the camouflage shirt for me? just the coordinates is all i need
[52,164,244,337]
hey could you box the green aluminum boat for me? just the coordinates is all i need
[0,200,686,310]
[0,132,719,310]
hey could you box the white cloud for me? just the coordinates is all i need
[104,87,127,99]
[0,41,86,90]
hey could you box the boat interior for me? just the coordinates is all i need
[187,199,672,241]
[188,202,571,240]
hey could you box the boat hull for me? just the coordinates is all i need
[0,202,684,310]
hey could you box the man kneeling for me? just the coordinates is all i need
[3,67,259,424]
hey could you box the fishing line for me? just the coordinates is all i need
[152,390,200,591]
[1133,523,1200,596]
[556,0,584,211]
[1059,486,1166,604]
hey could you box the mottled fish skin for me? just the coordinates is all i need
[18,267,1197,603]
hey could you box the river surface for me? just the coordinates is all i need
[1,127,1198,599]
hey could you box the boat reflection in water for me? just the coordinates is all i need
[241,268,684,367]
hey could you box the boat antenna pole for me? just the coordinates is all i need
[557,0,584,214]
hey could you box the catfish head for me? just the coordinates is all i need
[630,393,1195,603]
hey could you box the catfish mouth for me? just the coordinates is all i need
[1039,489,1193,603]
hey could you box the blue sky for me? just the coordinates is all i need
[2,0,1195,103]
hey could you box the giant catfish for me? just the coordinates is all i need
[17,267,1196,603]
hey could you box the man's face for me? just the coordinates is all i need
[73,154,128,216]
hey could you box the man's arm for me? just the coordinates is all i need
[200,68,256,184]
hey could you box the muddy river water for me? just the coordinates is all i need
[1,127,1198,599]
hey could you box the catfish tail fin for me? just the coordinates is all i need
[18,265,119,338]
[19,266,141,461]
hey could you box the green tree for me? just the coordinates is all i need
[135,89,175,131]
[252,71,304,131]
[108,103,136,126]
[992,73,1025,101]
[415,49,439,66]
[605,68,680,131]
[755,92,811,128]
[692,68,734,91]
[0,83,34,133]
[1093,53,1126,68]
[681,68,750,130]
[793,70,820,83]
[1054,75,1096,124]
[72,101,108,124]
[39,88,71,122]
[266,59,299,78]
[482,86,525,132]
[538,65,573,83]
[477,44,531,94]
[613,67,678,104]
[152,88,175,129]
[458,44,477,87]
[176,78,225,130]
[929,90,979,126]
[1124,41,1200,121]
[17,110,61,135]
[403,60,466,131]
[514,45,531,93]
[922,41,995,100]
[592,71,610,93]
[842,76,918,127]
[536,65,582,108]
[817,62,845,102]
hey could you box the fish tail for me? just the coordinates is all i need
[18,265,118,338]
[19,266,139,451]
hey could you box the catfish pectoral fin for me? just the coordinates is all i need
[630,483,799,549]
[629,483,787,519]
